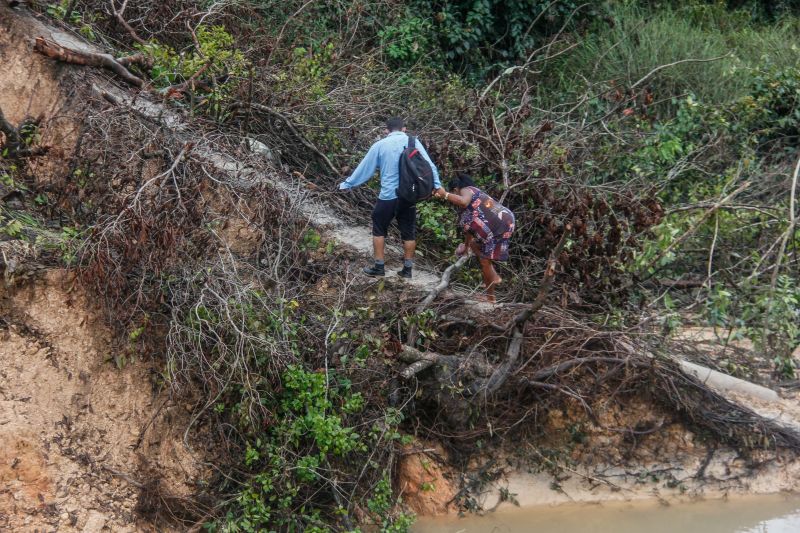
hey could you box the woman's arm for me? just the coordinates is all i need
[440,188,473,208]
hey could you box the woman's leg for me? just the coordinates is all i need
[468,238,501,301]
[478,258,501,302]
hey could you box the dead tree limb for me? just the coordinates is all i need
[115,52,153,69]
[400,226,569,387]
[235,102,339,176]
[34,37,144,88]
[399,345,443,379]
[467,327,524,396]
[398,345,492,380]
[406,254,470,345]
[506,224,571,330]
[529,356,639,381]
[417,255,470,313]
[109,0,148,45]
[641,179,751,278]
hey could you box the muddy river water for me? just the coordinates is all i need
[413,494,800,533]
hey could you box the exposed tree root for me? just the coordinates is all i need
[34,37,144,87]
[401,225,571,397]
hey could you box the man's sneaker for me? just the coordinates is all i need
[397,266,412,279]
[363,264,385,277]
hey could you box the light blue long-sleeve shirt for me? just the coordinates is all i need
[339,131,441,200]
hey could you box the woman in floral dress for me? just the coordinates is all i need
[435,174,515,302]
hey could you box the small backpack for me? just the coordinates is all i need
[396,135,435,204]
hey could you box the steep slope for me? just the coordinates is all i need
[3,4,800,531]
[0,273,207,532]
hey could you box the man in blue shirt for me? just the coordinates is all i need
[339,117,442,279]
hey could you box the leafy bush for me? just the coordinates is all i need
[548,2,800,108]
[379,16,434,66]
[408,0,605,76]
[136,25,248,116]
[217,365,414,532]
[46,1,98,41]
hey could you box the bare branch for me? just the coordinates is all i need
[110,0,148,46]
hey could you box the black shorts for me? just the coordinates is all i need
[372,198,416,241]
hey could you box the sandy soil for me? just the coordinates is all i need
[0,271,205,532]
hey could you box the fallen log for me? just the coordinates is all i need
[109,0,148,46]
[34,37,144,88]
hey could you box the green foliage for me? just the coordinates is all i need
[218,365,413,532]
[742,277,799,378]
[55,226,84,266]
[0,187,85,265]
[283,43,336,100]
[301,228,322,251]
[365,476,415,532]
[417,201,459,247]
[738,66,800,150]
[403,0,604,76]
[0,215,23,238]
[46,1,98,41]
[379,16,433,66]
[136,25,248,117]
[548,2,800,107]
[402,309,438,346]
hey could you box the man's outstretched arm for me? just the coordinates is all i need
[339,143,380,190]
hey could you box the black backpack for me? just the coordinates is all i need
[396,135,435,204]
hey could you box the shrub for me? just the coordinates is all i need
[136,25,248,117]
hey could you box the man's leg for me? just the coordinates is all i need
[402,239,415,261]
[373,236,386,261]
[396,199,417,278]
[365,199,395,276]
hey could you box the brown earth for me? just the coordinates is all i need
[396,443,458,516]
[0,271,207,532]
[1,9,209,529]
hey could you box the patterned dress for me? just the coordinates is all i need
[458,186,515,261]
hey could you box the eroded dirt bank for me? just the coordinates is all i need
[0,7,209,529]
[1,271,207,531]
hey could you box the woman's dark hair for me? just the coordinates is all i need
[448,173,475,191]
